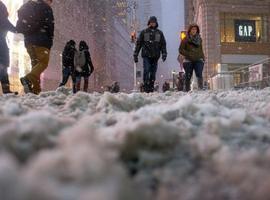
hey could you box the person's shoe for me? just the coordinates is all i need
[20,77,33,94]
[198,78,204,90]
[1,84,18,95]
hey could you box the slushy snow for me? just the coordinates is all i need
[0,87,270,200]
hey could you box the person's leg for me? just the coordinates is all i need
[24,45,50,94]
[149,59,158,93]
[20,46,36,93]
[143,58,151,93]
[71,73,76,94]
[194,61,204,90]
[183,62,193,92]
[75,75,82,92]
[178,72,185,91]
[0,65,11,93]
[26,45,39,68]
[59,67,70,87]
[83,76,89,92]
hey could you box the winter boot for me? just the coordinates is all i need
[32,78,41,95]
[72,84,76,94]
[20,77,33,94]
[83,79,89,92]
[1,84,18,95]
[185,79,191,92]
[198,78,204,90]
[76,81,81,92]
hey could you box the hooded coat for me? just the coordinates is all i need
[134,16,167,60]
[17,0,54,49]
[0,1,16,67]
[62,40,76,71]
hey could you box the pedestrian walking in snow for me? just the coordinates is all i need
[74,41,94,93]
[110,82,120,93]
[162,81,170,92]
[59,40,77,93]
[17,0,54,95]
[177,54,185,91]
[134,16,167,93]
[0,1,17,94]
[179,24,205,92]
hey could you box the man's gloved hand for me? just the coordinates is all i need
[162,55,167,62]
[134,55,139,63]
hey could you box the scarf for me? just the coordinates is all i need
[188,34,202,47]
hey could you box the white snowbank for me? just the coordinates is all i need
[0,87,270,200]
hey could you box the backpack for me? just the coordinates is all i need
[74,51,86,72]
[16,1,41,35]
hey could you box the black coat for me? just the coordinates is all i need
[62,45,76,71]
[0,1,16,67]
[21,0,54,49]
[75,50,94,77]
[134,27,167,59]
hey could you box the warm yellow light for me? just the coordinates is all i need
[181,31,187,40]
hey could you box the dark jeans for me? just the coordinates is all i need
[59,67,76,93]
[0,65,9,85]
[143,57,158,93]
[75,75,89,93]
[183,60,204,91]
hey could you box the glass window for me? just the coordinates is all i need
[220,13,268,43]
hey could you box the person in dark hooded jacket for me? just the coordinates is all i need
[134,16,167,93]
[59,40,77,93]
[0,1,17,94]
[74,41,94,93]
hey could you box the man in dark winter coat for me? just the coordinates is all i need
[17,0,54,95]
[59,40,77,93]
[0,1,17,94]
[134,16,167,93]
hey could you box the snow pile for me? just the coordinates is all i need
[0,88,270,200]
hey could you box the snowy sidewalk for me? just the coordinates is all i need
[0,87,270,200]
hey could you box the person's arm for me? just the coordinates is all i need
[45,7,54,48]
[160,31,167,59]
[200,41,205,61]
[179,38,189,58]
[134,30,144,57]
[87,51,94,74]
[62,50,69,67]
[0,18,16,33]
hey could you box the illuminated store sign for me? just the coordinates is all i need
[235,20,256,42]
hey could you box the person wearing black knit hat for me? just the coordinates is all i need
[134,16,167,93]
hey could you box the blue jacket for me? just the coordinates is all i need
[0,1,16,67]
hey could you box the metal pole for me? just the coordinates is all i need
[173,73,175,89]
[132,1,138,92]
[134,59,137,91]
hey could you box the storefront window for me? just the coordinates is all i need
[220,13,268,43]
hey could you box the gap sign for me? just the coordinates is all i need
[234,20,256,42]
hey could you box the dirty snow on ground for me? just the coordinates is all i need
[0,87,270,200]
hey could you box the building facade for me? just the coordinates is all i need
[47,0,135,92]
[185,0,270,81]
